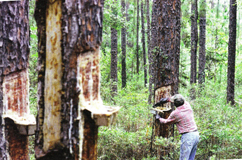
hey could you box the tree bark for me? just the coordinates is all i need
[147,0,153,104]
[0,84,4,159]
[198,0,206,85]
[0,1,29,76]
[153,1,180,94]
[190,0,198,99]
[151,0,181,158]
[34,0,105,159]
[141,1,147,87]
[0,1,30,159]
[121,0,127,88]
[227,0,237,105]
[111,27,118,96]
[150,0,158,87]
[136,0,140,74]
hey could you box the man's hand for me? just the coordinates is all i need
[153,97,170,108]
[155,114,161,119]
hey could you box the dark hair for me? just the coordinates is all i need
[174,98,184,107]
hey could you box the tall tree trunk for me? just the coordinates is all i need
[236,4,240,56]
[34,0,106,159]
[151,0,181,158]
[111,27,118,96]
[147,0,153,104]
[227,0,237,105]
[190,0,198,99]
[121,0,127,88]
[198,0,206,86]
[190,0,198,79]
[141,0,147,87]
[0,1,31,159]
[136,0,140,74]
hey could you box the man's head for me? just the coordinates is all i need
[170,94,185,107]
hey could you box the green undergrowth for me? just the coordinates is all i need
[190,83,242,159]
[98,79,242,159]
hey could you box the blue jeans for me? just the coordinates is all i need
[180,131,200,160]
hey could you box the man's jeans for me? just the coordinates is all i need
[180,131,200,160]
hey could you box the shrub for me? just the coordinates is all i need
[98,79,242,159]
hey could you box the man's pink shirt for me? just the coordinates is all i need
[159,101,198,134]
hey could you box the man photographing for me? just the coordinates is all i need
[154,94,200,160]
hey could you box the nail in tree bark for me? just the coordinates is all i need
[34,0,119,159]
[227,0,237,105]
[151,0,181,158]
[0,1,34,159]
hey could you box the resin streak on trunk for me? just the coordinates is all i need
[0,0,30,159]
[2,70,31,160]
[3,70,29,117]
[152,0,180,158]
[61,1,105,158]
[77,49,101,108]
[154,86,174,158]
[43,0,63,152]
[154,86,174,137]
[154,86,171,110]
[0,83,5,159]
[34,0,116,159]
[77,49,101,160]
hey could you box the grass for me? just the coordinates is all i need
[97,77,242,159]
[27,64,242,159]
[27,72,242,159]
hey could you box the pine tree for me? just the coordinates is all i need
[136,0,140,74]
[121,0,127,88]
[141,0,147,86]
[34,0,105,159]
[190,0,198,99]
[0,1,30,159]
[227,0,237,105]
[151,0,181,158]
[198,0,207,86]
